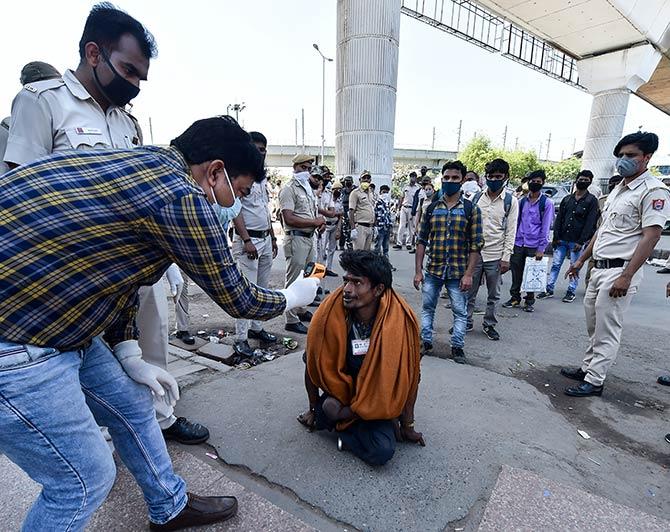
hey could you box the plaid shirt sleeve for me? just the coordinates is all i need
[106,193,287,345]
[469,203,484,253]
[103,292,140,348]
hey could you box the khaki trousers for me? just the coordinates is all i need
[581,266,642,386]
[137,281,175,429]
[174,271,189,333]
[232,235,274,340]
[353,224,373,251]
[283,234,314,324]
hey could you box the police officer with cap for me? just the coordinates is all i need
[0,61,61,175]
[3,4,208,444]
[279,153,326,334]
[562,132,670,397]
[348,170,376,251]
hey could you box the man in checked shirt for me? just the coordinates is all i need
[0,116,319,531]
[413,160,484,364]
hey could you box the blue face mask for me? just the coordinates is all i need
[615,157,639,178]
[442,181,462,197]
[486,178,506,192]
[212,197,242,228]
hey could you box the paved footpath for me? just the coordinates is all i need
[1,236,669,530]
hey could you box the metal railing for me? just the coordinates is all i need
[401,0,584,89]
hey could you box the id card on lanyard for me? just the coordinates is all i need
[351,323,370,357]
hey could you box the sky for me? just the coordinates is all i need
[1,0,669,162]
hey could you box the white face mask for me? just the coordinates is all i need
[380,192,391,203]
[294,171,311,185]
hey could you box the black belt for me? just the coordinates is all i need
[594,258,626,269]
[326,221,337,226]
[357,222,372,227]
[402,205,412,209]
[237,229,270,239]
[287,230,314,238]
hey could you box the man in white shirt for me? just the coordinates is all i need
[394,172,420,250]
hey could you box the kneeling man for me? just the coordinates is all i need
[298,250,425,465]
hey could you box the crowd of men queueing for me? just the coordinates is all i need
[1,4,669,531]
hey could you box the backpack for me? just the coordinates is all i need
[472,191,513,230]
[517,194,547,226]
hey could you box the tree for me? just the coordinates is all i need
[542,157,581,183]
[458,136,540,182]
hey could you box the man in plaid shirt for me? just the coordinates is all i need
[413,160,483,364]
[0,117,319,530]
[374,184,394,263]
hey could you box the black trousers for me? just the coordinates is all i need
[510,245,539,303]
[314,394,396,466]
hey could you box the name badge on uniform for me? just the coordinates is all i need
[351,339,370,356]
[75,127,102,135]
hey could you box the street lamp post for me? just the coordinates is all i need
[313,43,333,163]
[226,102,246,122]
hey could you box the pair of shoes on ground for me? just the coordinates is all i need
[502,298,535,312]
[162,417,210,445]
[446,324,500,341]
[559,367,603,397]
[537,290,576,303]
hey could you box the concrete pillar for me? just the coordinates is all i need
[577,44,661,190]
[335,0,401,189]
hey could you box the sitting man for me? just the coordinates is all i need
[297,250,425,465]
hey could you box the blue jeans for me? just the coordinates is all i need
[0,336,187,531]
[421,273,468,348]
[374,227,391,257]
[547,241,581,294]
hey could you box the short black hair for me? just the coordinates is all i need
[339,250,392,291]
[613,131,659,156]
[577,169,593,181]
[485,158,509,176]
[527,169,546,182]
[170,116,265,182]
[79,3,157,60]
[380,184,390,193]
[409,171,417,178]
[249,131,267,146]
[441,160,467,177]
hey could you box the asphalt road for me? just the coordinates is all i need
[171,236,670,531]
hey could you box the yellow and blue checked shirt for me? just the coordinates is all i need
[417,195,484,280]
[0,146,286,350]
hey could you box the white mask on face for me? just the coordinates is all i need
[294,171,311,186]
[210,168,242,227]
[380,192,391,203]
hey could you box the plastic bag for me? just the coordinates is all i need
[521,256,548,293]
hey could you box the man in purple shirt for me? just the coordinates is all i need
[503,169,555,312]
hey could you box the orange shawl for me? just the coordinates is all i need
[306,286,421,430]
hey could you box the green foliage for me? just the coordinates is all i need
[543,157,581,183]
[458,136,540,182]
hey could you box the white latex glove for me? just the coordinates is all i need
[350,228,358,241]
[165,264,184,297]
[279,277,321,311]
[113,340,180,405]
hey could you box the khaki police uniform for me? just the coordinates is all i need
[279,177,318,324]
[232,178,275,340]
[396,183,420,246]
[581,171,670,386]
[348,186,376,250]
[4,70,176,429]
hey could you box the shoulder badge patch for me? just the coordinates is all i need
[652,199,665,211]
[24,85,37,93]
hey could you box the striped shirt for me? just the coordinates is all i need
[417,195,484,280]
[0,146,286,350]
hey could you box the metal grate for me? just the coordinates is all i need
[401,0,584,90]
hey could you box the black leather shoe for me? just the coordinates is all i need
[234,340,255,358]
[325,269,338,277]
[666,433,670,444]
[297,310,313,322]
[422,341,433,352]
[162,417,210,445]
[656,267,670,274]
[657,375,670,386]
[285,322,308,335]
[565,381,603,397]
[149,492,237,531]
[561,367,587,381]
[175,330,195,345]
[248,329,277,343]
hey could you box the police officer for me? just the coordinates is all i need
[3,5,208,444]
[348,170,376,250]
[561,132,670,397]
[340,175,356,250]
[279,154,326,334]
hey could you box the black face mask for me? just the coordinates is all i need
[528,182,543,193]
[575,180,590,190]
[93,47,140,107]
